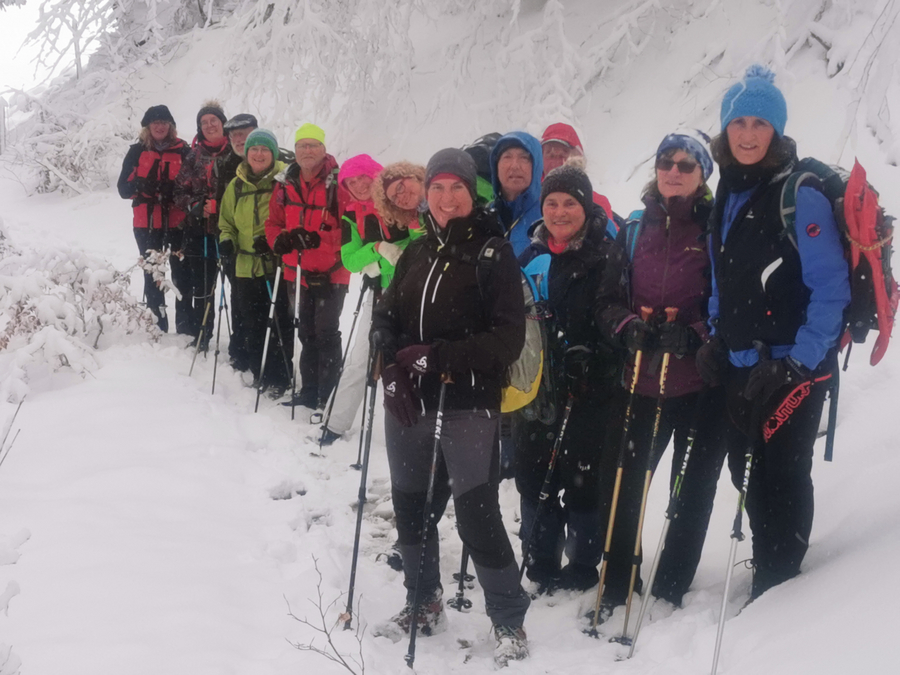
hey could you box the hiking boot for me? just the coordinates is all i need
[265,384,287,400]
[372,587,446,643]
[581,597,618,633]
[557,562,599,592]
[524,558,561,595]
[493,624,528,667]
[318,427,342,447]
[281,390,318,409]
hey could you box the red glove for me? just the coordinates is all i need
[396,345,436,376]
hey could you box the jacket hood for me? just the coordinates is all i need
[338,153,384,189]
[372,161,427,229]
[489,131,544,207]
[541,123,584,152]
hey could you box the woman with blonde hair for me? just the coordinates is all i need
[117,105,190,332]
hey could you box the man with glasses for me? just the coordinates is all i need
[265,123,349,409]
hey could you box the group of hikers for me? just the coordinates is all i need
[117,64,869,667]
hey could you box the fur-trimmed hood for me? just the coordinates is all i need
[372,161,426,229]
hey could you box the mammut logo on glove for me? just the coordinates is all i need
[763,380,812,441]
[386,382,396,396]
[415,356,428,370]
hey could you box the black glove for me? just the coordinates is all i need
[623,318,656,354]
[657,322,703,356]
[272,231,295,256]
[130,177,148,197]
[252,235,271,255]
[218,239,235,260]
[564,345,593,398]
[695,336,728,385]
[744,355,810,404]
[382,364,420,427]
[293,229,321,250]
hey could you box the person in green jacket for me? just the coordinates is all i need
[315,156,424,446]
[218,129,290,396]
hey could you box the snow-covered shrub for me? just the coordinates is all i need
[0,217,157,403]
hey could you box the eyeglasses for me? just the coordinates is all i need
[656,158,699,174]
[387,178,410,202]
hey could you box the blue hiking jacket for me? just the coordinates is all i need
[709,185,850,370]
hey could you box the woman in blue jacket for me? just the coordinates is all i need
[698,65,851,600]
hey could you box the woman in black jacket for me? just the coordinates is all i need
[371,148,530,666]
[515,164,621,594]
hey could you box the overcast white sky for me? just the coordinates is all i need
[1,2,48,95]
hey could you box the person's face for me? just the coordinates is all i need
[726,116,775,166]
[228,127,254,157]
[497,146,533,198]
[542,192,586,244]
[542,142,572,174]
[386,176,424,211]
[200,114,224,143]
[345,175,374,202]
[656,150,704,201]
[295,139,327,173]
[247,145,274,174]
[427,177,474,229]
[149,120,170,141]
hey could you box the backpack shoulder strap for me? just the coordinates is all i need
[780,158,846,251]
[623,210,644,262]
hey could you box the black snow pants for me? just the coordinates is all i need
[598,388,728,606]
[292,280,346,408]
[514,393,611,574]
[232,275,292,388]
[724,358,833,599]
[182,230,219,341]
[386,408,531,628]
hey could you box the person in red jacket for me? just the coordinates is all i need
[540,122,615,226]
[117,105,190,333]
[265,123,349,410]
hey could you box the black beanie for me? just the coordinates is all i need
[196,103,227,138]
[141,105,176,128]
[540,164,594,217]
[224,113,258,133]
[425,148,478,198]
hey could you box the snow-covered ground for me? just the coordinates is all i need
[3,1,900,673]
[2,151,899,675]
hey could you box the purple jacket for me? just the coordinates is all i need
[599,188,713,398]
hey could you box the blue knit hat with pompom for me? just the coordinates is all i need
[720,65,787,136]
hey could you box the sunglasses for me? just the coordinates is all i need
[656,158,699,174]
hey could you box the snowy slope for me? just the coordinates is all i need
[3,1,900,674]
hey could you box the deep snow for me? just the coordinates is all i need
[3,1,900,673]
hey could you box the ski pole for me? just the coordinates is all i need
[211,262,228,395]
[519,392,575,581]
[616,308,678,646]
[406,374,452,670]
[341,333,382,631]
[447,546,473,611]
[627,386,711,658]
[188,292,213,376]
[254,265,283,413]
[291,264,302,421]
[587,309,651,636]
[711,343,768,675]
[321,280,370,448]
